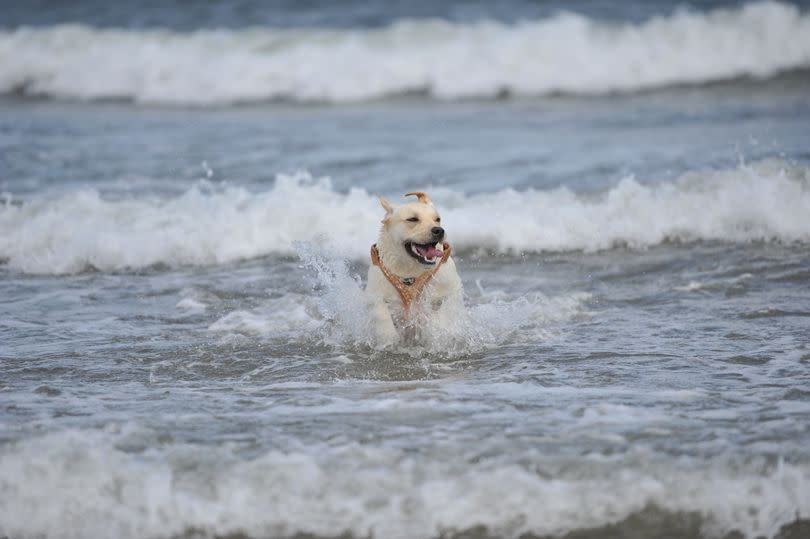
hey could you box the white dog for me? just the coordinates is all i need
[366,191,463,346]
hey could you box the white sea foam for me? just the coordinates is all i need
[208,293,323,336]
[1,1,809,104]
[175,297,207,312]
[0,429,807,539]
[1,159,809,275]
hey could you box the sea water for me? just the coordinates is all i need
[2,2,810,538]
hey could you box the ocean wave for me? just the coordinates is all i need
[1,1,809,104]
[1,159,809,274]
[0,429,808,539]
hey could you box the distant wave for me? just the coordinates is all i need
[1,159,809,274]
[1,1,809,104]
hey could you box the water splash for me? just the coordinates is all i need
[288,243,590,356]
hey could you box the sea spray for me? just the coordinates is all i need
[294,242,482,354]
[295,242,379,349]
[207,242,590,356]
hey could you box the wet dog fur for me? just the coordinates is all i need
[366,192,463,347]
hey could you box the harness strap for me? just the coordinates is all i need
[370,242,451,312]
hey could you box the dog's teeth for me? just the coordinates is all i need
[435,243,442,249]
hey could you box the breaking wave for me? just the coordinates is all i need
[1,159,809,274]
[0,429,808,539]
[1,1,809,104]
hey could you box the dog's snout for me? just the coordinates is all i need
[431,226,445,239]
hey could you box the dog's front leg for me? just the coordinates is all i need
[371,299,398,348]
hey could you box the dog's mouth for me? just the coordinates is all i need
[404,241,444,265]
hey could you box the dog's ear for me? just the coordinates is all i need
[379,196,394,223]
[405,191,432,205]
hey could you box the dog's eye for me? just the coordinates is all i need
[406,217,419,222]
[435,217,441,223]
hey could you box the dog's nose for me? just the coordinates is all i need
[431,226,445,239]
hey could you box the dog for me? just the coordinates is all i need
[366,191,463,346]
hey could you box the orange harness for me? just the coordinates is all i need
[370,242,452,312]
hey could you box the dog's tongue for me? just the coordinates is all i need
[417,244,443,259]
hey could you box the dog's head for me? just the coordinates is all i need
[378,191,446,273]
